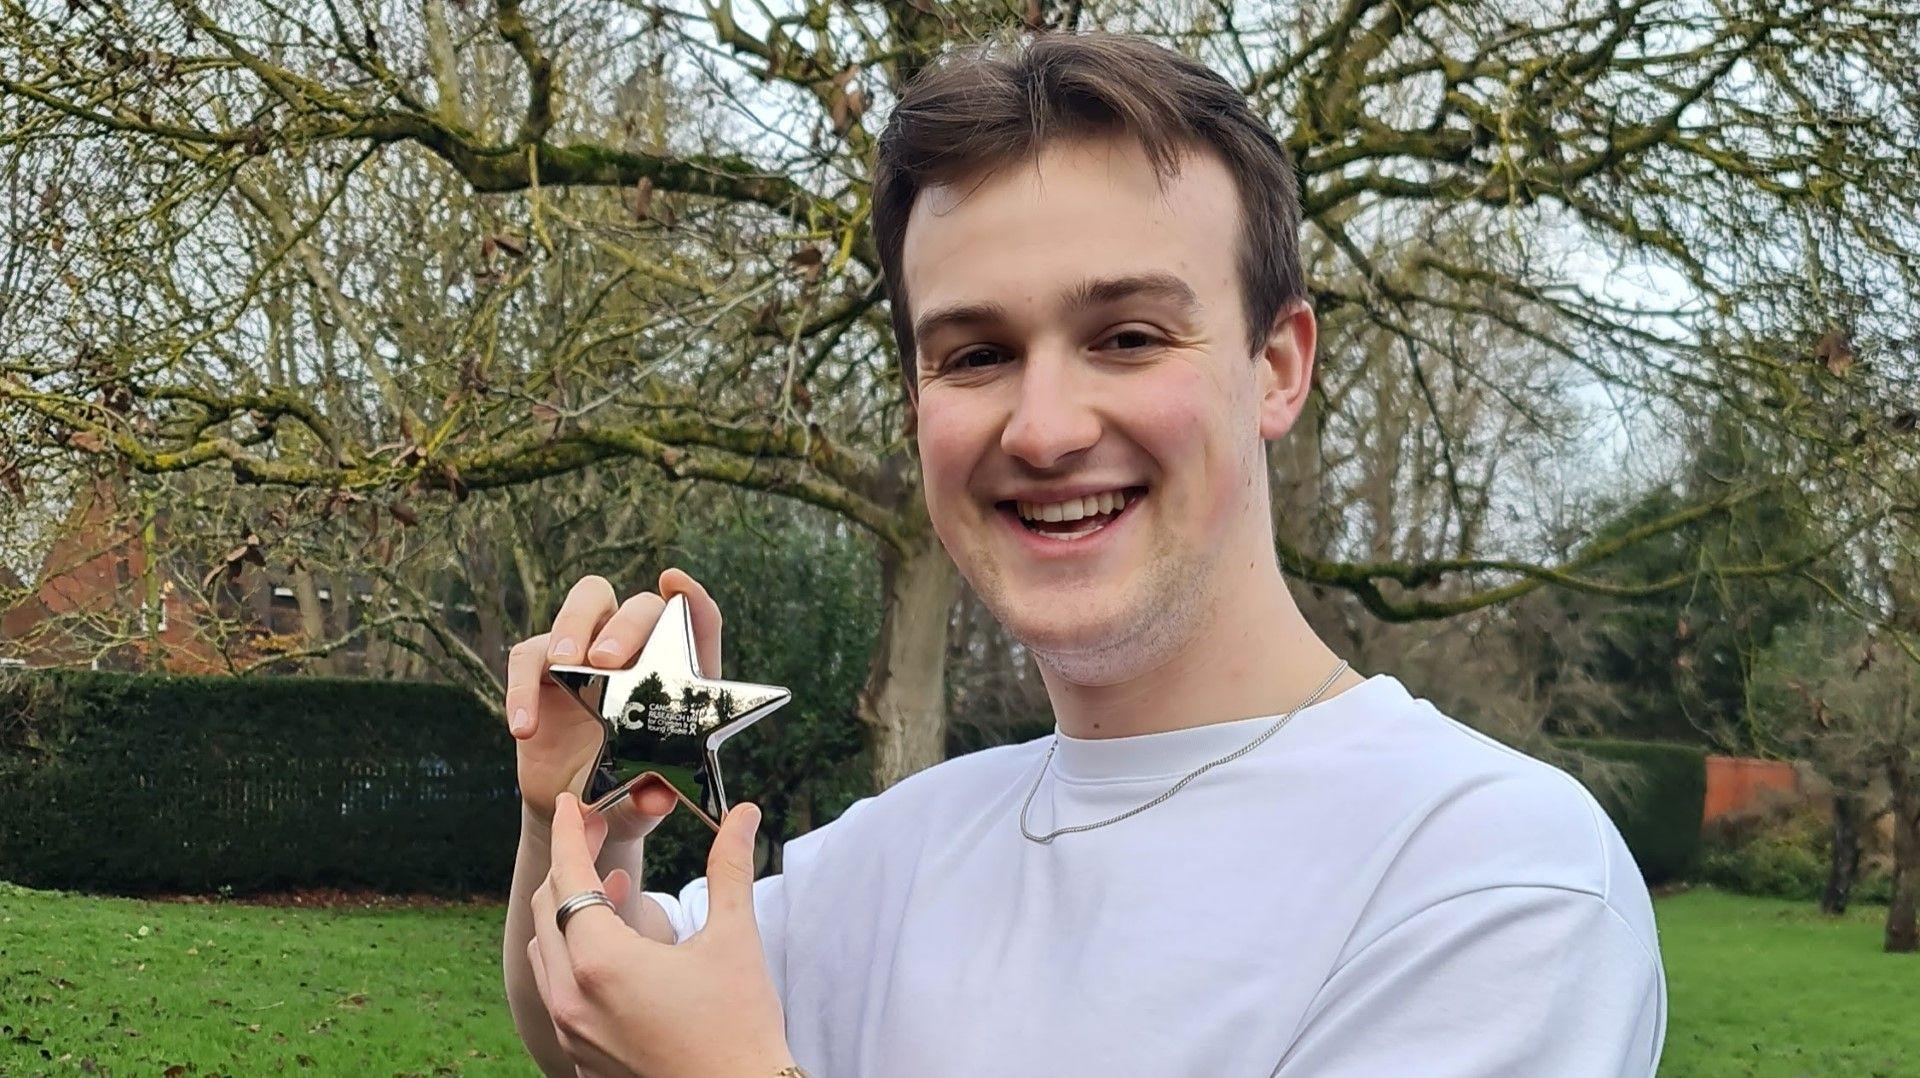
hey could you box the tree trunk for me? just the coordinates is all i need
[857,538,957,790]
[466,540,509,682]
[1821,789,1865,916]
[1886,752,1918,954]
[291,567,336,675]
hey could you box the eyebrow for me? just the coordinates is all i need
[911,271,1204,354]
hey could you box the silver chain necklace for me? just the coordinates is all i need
[1019,659,1351,844]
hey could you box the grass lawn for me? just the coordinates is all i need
[3,881,1916,1075]
[0,881,525,1075]
[1655,887,1919,1076]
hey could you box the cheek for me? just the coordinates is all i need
[1124,364,1256,513]
[1123,365,1231,466]
[913,392,990,507]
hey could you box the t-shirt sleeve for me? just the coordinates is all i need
[1273,885,1666,1078]
[641,873,792,997]
[637,796,871,1004]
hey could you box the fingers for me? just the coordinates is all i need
[547,793,627,957]
[505,633,553,740]
[660,568,724,677]
[547,576,619,668]
[581,800,610,863]
[549,793,616,901]
[505,570,719,739]
[702,801,762,934]
[585,591,665,669]
[528,880,582,1021]
[602,867,632,909]
[527,936,554,1009]
[616,773,681,820]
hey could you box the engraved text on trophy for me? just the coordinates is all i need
[615,673,736,736]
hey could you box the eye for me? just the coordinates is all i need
[950,348,1008,370]
[1102,328,1161,351]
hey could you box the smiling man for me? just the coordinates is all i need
[503,30,1666,1078]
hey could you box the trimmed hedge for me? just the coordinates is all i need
[0,669,517,896]
[1563,737,1708,885]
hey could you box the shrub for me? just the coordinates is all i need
[0,668,517,896]
[1700,829,1828,900]
[1699,800,1895,904]
[1560,738,1708,885]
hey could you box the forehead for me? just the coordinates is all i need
[901,135,1242,330]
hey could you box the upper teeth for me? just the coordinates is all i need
[1016,490,1130,523]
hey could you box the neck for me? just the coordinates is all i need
[1038,560,1356,740]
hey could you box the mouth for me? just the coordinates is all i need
[996,486,1146,543]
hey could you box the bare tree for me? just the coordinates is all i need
[5,0,1917,790]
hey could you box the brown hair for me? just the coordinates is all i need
[871,30,1307,398]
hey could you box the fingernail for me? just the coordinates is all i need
[510,708,530,735]
[589,640,620,660]
[551,638,577,659]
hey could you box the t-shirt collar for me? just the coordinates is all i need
[1046,673,1398,783]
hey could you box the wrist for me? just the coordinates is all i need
[519,803,554,843]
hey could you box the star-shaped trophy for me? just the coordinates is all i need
[547,594,791,833]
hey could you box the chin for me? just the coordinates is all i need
[993,582,1196,687]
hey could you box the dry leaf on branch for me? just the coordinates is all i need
[0,458,25,501]
[201,533,267,589]
[788,246,825,283]
[1812,327,1854,377]
[441,461,469,502]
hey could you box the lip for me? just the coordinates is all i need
[994,486,1146,557]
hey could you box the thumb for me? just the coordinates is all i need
[705,801,762,933]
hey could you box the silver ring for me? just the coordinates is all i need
[554,889,615,933]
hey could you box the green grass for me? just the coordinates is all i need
[0,881,525,1075]
[2,881,1916,1075]
[1656,887,1919,1076]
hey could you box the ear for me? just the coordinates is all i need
[1254,300,1317,441]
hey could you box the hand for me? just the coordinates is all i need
[528,791,795,1078]
[506,568,727,841]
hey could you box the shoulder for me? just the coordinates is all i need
[1321,676,1645,908]
[1303,676,1662,972]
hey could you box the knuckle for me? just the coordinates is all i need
[549,998,591,1037]
[571,956,614,995]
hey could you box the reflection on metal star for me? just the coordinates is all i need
[548,594,791,827]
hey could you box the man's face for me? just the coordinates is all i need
[905,134,1295,680]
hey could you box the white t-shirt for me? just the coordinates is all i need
[647,674,1667,1076]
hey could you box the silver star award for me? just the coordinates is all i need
[547,593,791,832]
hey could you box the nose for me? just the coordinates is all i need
[999,351,1101,469]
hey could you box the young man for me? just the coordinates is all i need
[503,31,1666,1078]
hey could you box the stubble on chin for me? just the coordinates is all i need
[973,546,1212,688]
